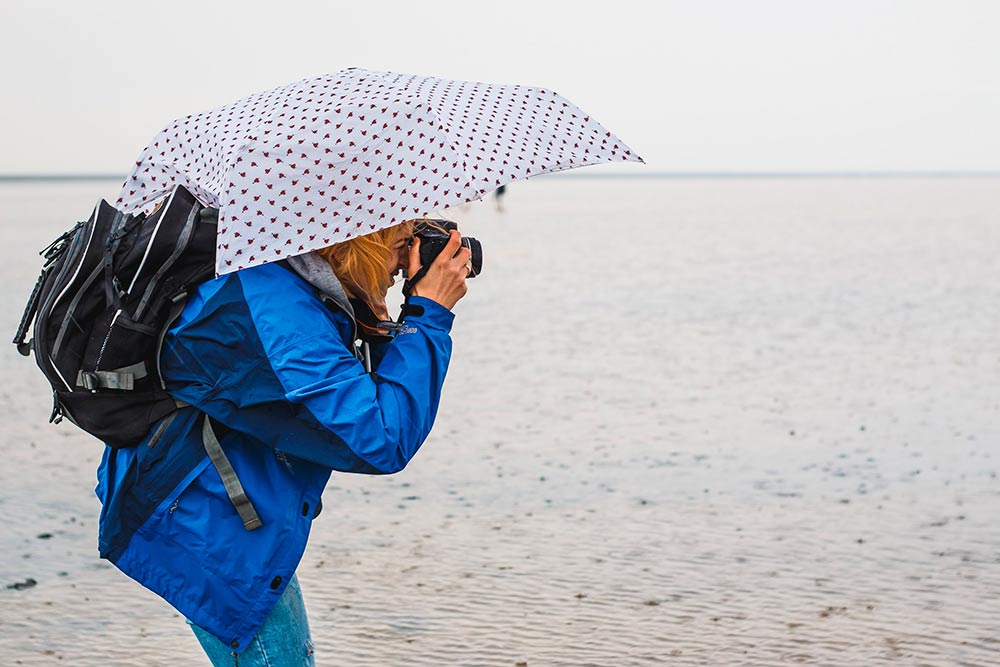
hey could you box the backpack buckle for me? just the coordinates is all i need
[79,372,99,391]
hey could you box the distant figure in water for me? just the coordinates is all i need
[494,184,506,212]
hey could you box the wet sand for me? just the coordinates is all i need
[1,177,998,665]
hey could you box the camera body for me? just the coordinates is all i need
[412,219,482,277]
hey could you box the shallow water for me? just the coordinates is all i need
[1,177,998,665]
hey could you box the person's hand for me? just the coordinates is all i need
[408,231,471,310]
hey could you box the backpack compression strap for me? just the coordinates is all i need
[76,362,147,390]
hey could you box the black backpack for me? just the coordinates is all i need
[13,185,218,448]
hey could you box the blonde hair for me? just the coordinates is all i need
[317,221,414,302]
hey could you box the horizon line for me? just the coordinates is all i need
[1,170,998,183]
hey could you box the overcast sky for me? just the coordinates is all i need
[1,0,997,175]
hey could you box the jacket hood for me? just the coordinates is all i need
[285,252,354,318]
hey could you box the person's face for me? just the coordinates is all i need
[384,235,411,289]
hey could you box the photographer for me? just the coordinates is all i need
[95,220,472,666]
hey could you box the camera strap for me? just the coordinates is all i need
[401,266,430,298]
[348,297,400,343]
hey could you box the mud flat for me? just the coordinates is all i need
[1,176,998,665]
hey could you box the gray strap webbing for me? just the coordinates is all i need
[157,294,190,391]
[201,416,263,531]
[76,361,147,390]
[146,411,177,450]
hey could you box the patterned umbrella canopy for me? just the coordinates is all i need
[117,68,642,275]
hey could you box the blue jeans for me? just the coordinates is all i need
[189,574,315,667]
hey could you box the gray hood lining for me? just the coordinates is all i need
[285,252,354,319]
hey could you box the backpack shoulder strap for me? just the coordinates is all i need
[201,415,263,531]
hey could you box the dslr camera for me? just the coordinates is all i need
[411,218,482,278]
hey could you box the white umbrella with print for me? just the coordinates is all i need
[117,68,643,275]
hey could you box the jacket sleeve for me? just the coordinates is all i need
[238,268,452,473]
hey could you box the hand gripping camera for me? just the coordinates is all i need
[402,218,482,297]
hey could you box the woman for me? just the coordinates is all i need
[96,220,473,666]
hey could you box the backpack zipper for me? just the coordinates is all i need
[36,207,101,391]
[126,188,179,298]
[46,206,100,327]
[93,309,122,372]
[50,261,105,363]
[132,202,200,322]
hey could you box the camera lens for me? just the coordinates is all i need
[462,237,483,277]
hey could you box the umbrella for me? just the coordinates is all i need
[117,68,642,275]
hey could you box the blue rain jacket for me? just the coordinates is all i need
[95,260,454,651]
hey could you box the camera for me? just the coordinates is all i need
[412,218,482,277]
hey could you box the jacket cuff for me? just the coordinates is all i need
[403,296,455,332]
